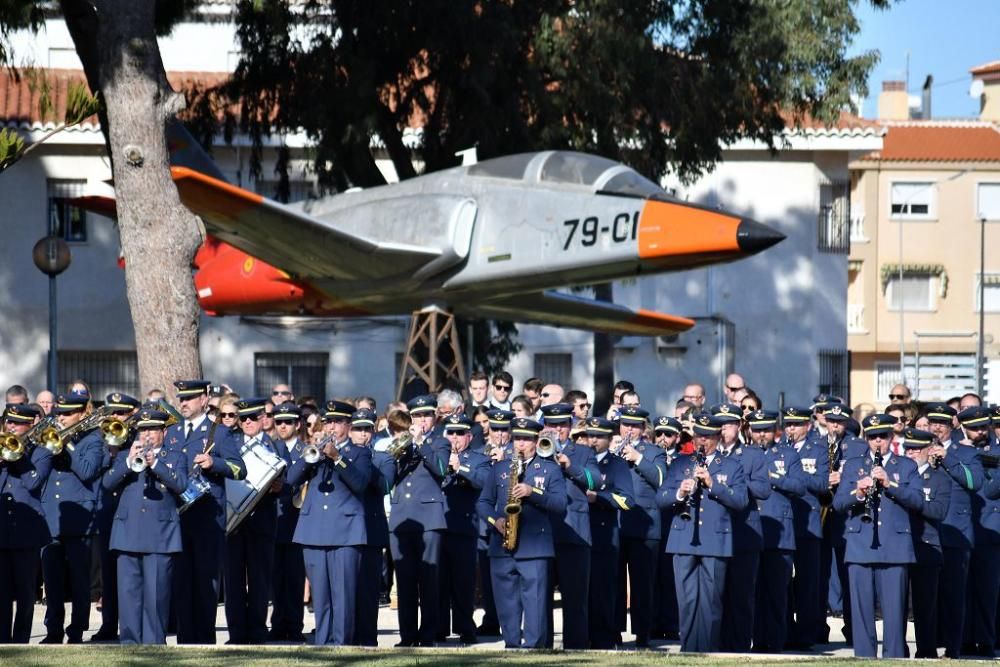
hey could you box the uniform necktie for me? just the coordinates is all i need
[186,422,193,440]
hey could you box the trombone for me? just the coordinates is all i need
[0,432,26,463]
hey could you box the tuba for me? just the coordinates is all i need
[502,452,525,552]
[0,432,26,462]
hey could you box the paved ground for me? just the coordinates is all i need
[25,601,919,657]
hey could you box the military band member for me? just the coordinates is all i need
[540,402,598,650]
[901,427,951,659]
[438,414,490,644]
[91,392,141,643]
[713,403,770,652]
[477,417,566,649]
[0,404,53,643]
[651,416,683,641]
[924,402,983,658]
[168,379,247,645]
[659,414,747,652]
[390,395,449,647]
[268,402,307,642]
[960,406,1000,658]
[782,405,829,650]
[834,413,924,658]
[819,403,867,645]
[40,391,104,644]
[615,406,665,648]
[358,409,395,647]
[476,408,513,637]
[750,409,805,653]
[583,417,634,650]
[225,398,289,644]
[102,408,187,644]
[288,401,373,645]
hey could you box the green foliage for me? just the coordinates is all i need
[65,80,101,125]
[459,318,524,379]
[0,0,44,66]
[0,126,25,171]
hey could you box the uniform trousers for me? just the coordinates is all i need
[303,545,362,645]
[673,554,727,652]
[390,529,441,645]
[96,528,118,636]
[174,510,225,644]
[548,542,590,649]
[652,550,678,637]
[721,550,760,651]
[490,555,549,648]
[615,537,658,645]
[477,541,499,630]
[848,562,908,658]
[966,543,1000,654]
[117,552,173,645]
[588,547,619,649]
[0,548,39,643]
[789,536,821,646]
[909,562,941,658]
[753,550,792,652]
[357,545,383,646]
[438,533,477,639]
[938,546,970,657]
[224,528,274,644]
[41,536,92,640]
[269,542,305,639]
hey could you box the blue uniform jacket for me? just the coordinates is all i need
[620,440,666,542]
[0,446,53,549]
[589,452,635,553]
[760,444,806,552]
[937,441,984,550]
[364,450,395,549]
[232,433,289,537]
[274,437,305,544]
[971,445,1000,545]
[725,444,771,553]
[551,441,598,546]
[103,447,187,553]
[389,435,449,533]
[442,448,491,537]
[909,463,951,565]
[833,452,924,565]
[659,452,748,558]
[165,419,247,529]
[288,441,372,547]
[41,428,104,537]
[785,439,830,541]
[477,455,567,559]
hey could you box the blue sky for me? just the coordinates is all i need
[852,0,1000,119]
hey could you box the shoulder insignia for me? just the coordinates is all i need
[533,462,540,469]
[200,425,207,432]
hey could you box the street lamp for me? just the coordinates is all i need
[32,236,72,392]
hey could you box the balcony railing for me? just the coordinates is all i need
[850,213,867,242]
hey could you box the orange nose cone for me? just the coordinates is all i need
[637,199,783,269]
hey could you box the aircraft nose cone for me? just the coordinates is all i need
[736,219,785,254]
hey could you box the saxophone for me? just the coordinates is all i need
[502,452,525,552]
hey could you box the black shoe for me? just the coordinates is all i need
[434,634,447,643]
[664,631,680,640]
[66,636,83,645]
[286,632,307,643]
[395,640,417,648]
[477,624,501,636]
[418,640,436,647]
[89,630,118,642]
[40,635,63,645]
[459,634,478,645]
[266,630,286,642]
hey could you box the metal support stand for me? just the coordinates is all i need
[396,305,467,400]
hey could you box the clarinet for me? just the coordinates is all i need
[860,450,883,524]
[679,445,707,521]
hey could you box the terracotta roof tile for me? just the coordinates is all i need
[866,123,1000,162]
[971,60,1000,78]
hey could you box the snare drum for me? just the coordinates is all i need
[178,473,211,513]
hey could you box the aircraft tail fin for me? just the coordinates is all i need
[459,290,694,336]
[166,119,228,182]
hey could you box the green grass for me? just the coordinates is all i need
[0,647,987,667]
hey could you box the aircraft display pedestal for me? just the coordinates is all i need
[396,305,467,400]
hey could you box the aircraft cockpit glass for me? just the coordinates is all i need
[537,152,619,187]
[597,170,670,199]
[467,154,536,180]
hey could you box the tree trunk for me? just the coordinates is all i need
[592,282,615,416]
[63,1,203,398]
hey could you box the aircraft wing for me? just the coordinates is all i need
[458,290,695,336]
[170,166,441,282]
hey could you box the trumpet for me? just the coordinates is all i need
[0,432,26,463]
[40,405,120,455]
[610,434,634,457]
[537,430,558,458]
[101,417,131,448]
[129,444,151,473]
[386,432,414,460]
